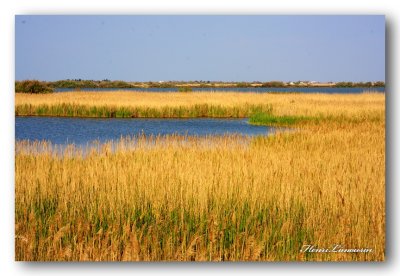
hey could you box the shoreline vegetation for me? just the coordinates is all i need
[15,91,385,261]
[14,79,385,94]
[15,91,384,126]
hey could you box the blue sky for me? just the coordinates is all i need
[15,15,385,82]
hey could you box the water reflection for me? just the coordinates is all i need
[15,117,276,146]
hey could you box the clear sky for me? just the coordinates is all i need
[15,15,385,82]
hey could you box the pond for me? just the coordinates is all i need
[15,117,274,145]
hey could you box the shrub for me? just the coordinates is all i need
[15,80,53,94]
[374,81,385,87]
[261,81,285,87]
[335,82,354,88]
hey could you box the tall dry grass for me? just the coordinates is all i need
[15,103,385,260]
[15,91,384,118]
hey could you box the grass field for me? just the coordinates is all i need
[15,92,385,261]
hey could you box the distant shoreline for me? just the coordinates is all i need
[15,79,385,92]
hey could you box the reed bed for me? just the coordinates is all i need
[15,91,384,118]
[15,108,385,261]
[15,102,273,119]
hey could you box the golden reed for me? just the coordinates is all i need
[15,92,385,261]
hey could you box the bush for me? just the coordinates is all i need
[335,82,354,88]
[15,80,53,94]
[261,81,285,87]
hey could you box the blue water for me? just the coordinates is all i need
[55,87,385,94]
[15,117,273,145]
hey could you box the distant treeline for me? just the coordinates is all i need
[15,79,385,93]
[51,79,137,89]
[334,81,385,87]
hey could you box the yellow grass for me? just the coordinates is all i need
[15,92,385,261]
[15,91,384,117]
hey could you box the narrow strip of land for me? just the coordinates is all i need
[15,92,384,125]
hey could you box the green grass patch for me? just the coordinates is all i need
[249,111,313,126]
